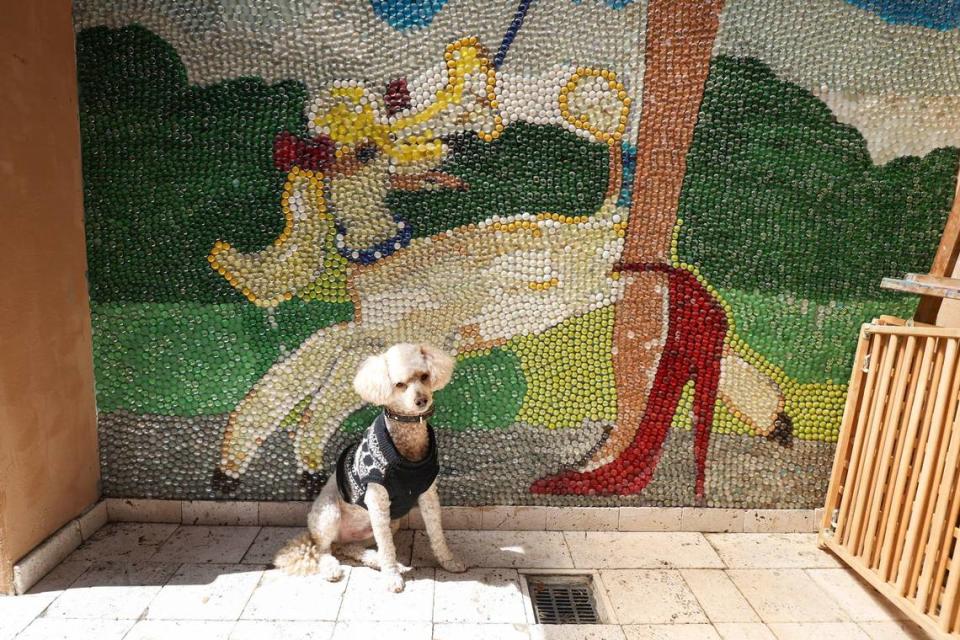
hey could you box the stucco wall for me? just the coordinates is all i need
[0,0,100,594]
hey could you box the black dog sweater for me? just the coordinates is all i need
[336,412,440,519]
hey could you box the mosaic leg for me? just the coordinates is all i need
[691,334,723,500]
[579,270,668,471]
[531,265,727,498]
[215,323,374,487]
[717,350,787,438]
[292,351,368,489]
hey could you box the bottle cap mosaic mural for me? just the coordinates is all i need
[76,0,960,507]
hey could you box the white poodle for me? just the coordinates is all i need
[274,343,466,592]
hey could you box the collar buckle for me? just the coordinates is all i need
[383,406,434,423]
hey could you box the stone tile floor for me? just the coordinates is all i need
[0,525,933,640]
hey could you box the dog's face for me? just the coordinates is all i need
[353,343,455,416]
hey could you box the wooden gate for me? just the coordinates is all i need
[820,321,960,638]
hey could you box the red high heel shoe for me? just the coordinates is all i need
[530,263,727,500]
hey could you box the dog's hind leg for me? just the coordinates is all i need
[338,520,411,572]
[273,479,343,578]
[336,543,381,569]
[291,344,373,492]
[304,481,345,581]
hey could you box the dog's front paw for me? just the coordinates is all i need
[383,571,405,593]
[440,557,468,573]
[318,555,345,582]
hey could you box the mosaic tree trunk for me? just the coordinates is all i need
[531,0,727,501]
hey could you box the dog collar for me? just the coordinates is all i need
[383,407,435,423]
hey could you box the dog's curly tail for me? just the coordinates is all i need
[273,533,323,576]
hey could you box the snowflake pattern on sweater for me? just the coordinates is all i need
[336,412,440,519]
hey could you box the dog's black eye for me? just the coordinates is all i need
[356,142,379,164]
[395,381,407,390]
[420,373,429,382]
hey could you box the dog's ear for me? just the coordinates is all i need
[420,344,455,390]
[353,354,393,405]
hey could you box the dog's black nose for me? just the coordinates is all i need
[415,397,428,408]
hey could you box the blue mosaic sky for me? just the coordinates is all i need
[846,0,960,30]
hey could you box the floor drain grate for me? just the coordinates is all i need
[525,574,601,624]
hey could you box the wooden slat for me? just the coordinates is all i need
[943,543,960,633]
[924,424,960,617]
[907,350,959,601]
[877,316,936,328]
[917,360,960,612]
[916,167,960,324]
[899,340,958,596]
[870,339,923,569]
[882,278,960,301]
[878,336,936,580]
[930,442,960,619]
[908,274,960,288]
[916,366,960,611]
[941,516,960,631]
[846,335,899,553]
[890,338,947,585]
[821,327,873,537]
[836,333,887,542]
[863,336,916,563]
[868,325,960,338]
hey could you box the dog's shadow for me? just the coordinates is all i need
[400,531,537,582]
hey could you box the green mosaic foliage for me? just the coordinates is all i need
[678,55,958,300]
[91,300,352,415]
[387,123,610,237]
[719,287,919,381]
[78,25,309,303]
[433,348,527,430]
[677,55,960,380]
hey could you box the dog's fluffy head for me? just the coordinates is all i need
[353,343,455,415]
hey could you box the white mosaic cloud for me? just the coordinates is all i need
[716,0,960,164]
[815,92,960,165]
[73,0,647,142]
